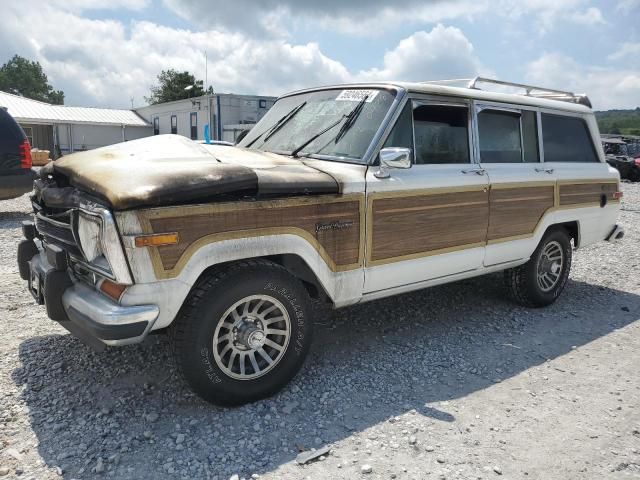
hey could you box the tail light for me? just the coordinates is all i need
[19,140,32,169]
[634,158,640,167]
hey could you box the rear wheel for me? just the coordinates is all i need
[172,260,313,406]
[504,228,572,307]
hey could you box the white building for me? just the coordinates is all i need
[0,91,152,158]
[135,93,277,143]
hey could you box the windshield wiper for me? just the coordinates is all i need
[290,95,368,158]
[245,101,307,148]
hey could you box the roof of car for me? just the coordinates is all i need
[282,78,593,114]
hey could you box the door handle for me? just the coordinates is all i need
[535,167,554,174]
[461,168,486,176]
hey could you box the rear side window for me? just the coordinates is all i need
[478,110,521,163]
[478,109,540,163]
[541,114,599,163]
[413,104,470,164]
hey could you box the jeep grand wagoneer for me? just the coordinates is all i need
[18,78,624,405]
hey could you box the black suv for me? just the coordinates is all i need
[0,107,36,200]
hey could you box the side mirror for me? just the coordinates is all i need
[375,147,412,179]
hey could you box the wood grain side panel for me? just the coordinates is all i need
[148,198,362,271]
[370,190,489,262]
[559,182,618,206]
[488,186,555,241]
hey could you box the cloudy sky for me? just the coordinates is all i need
[1,0,639,110]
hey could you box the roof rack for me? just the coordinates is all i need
[423,77,592,108]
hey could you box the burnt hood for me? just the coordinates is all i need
[50,135,339,210]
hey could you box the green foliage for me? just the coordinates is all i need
[145,69,208,104]
[0,55,64,104]
[596,108,640,135]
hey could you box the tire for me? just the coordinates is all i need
[504,228,572,308]
[172,259,313,406]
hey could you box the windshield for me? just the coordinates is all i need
[238,88,397,163]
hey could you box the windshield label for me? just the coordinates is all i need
[336,89,379,102]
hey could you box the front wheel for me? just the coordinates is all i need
[171,260,313,406]
[504,228,572,307]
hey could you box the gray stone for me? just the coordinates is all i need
[296,445,331,465]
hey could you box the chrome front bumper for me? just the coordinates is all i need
[22,243,159,350]
[62,282,159,347]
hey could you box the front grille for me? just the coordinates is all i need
[35,211,83,258]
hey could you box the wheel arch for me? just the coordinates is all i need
[192,254,332,303]
[546,220,580,248]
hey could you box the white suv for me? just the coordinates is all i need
[19,77,624,405]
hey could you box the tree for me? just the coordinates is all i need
[0,55,64,104]
[145,69,207,104]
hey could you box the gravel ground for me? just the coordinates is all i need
[1,184,639,480]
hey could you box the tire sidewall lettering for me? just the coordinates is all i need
[265,281,306,355]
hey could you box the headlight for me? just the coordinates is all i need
[77,212,103,262]
[74,208,133,285]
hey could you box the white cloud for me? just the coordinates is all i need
[356,25,487,81]
[569,7,606,25]
[497,0,606,33]
[0,3,484,108]
[526,52,640,109]
[616,0,640,12]
[162,0,610,37]
[162,0,488,37]
[609,42,640,61]
[1,0,629,111]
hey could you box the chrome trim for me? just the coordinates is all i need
[375,147,412,178]
[62,282,159,346]
[367,90,410,166]
[35,213,76,246]
[362,87,407,166]
[78,202,133,285]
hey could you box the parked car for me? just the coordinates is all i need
[603,137,640,181]
[18,78,624,406]
[0,107,36,200]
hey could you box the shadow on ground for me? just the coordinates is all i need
[13,275,640,478]
[0,211,31,230]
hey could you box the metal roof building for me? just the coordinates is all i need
[0,90,152,157]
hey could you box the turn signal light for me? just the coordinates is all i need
[134,232,179,248]
[99,279,127,301]
[613,191,623,199]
